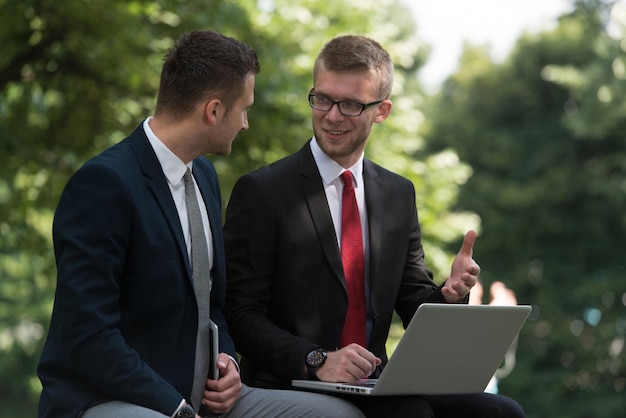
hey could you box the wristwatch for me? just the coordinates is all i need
[306,348,327,380]
[174,404,195,418]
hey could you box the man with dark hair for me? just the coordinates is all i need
[224,35,526,417]
[37,30,364,418]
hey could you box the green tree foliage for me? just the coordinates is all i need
[0,0,471,415]
[422,1,626,416]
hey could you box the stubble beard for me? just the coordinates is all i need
[313,124,369,162]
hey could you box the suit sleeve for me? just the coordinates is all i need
[396,184,446,326]
[395,180,470,319]
[52,162,182,415]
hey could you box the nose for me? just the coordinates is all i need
[325,103,345,121]
[241,114,249,131]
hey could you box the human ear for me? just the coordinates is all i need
[204,99,222,126]
[374,99,392,123]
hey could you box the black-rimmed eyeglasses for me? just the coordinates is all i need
[308,94,383,117]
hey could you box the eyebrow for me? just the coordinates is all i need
[313,91,367,103]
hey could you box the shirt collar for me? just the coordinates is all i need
[310,137,364,186]
[143,117,191,184]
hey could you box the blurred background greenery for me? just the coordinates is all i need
[1,0,624,416]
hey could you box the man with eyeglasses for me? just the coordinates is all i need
[223,35,525,417]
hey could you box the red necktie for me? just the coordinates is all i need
[339,171,366,348]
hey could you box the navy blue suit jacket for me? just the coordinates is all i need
[37,124,235,417]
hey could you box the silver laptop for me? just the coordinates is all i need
[292,303,531,396]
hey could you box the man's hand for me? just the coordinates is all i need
[315,343,381,382]
[442,230,480,303]
[489,281,517,306]
[469,281,517,306]
[202,353,242,414]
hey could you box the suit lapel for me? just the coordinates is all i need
[297,143,346,288]
[363,160,405,328]
[129,127,191,278]
[363,160,383,291]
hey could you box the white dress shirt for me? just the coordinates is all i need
[143,117,214,272]
[310,138,373,342]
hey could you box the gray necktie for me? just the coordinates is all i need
[184,168,212,411]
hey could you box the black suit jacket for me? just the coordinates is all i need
[224,140,446,389]
[37,124,235,417]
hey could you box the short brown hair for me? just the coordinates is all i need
[313,35,393,100]
[155,30,260,121]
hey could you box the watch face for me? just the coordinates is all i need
[177,405,195,418]
[307,349,327,367]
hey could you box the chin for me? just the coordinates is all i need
[208,146,231,157]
